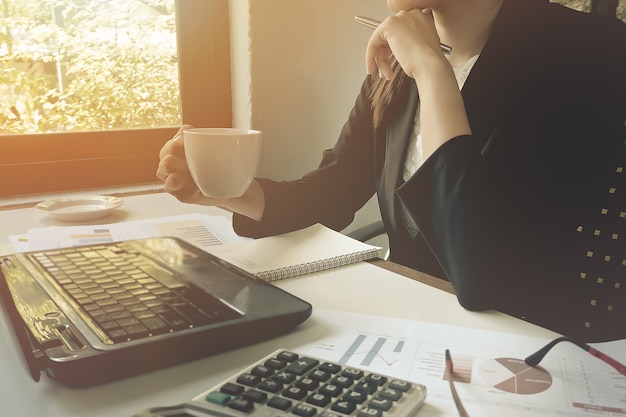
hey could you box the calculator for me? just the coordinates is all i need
[134,350,427,417]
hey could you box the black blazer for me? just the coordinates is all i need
[235,0,626,341]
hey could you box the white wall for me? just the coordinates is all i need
[229,0,390,234]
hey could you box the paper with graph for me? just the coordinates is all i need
[9,213,249,253]
[297,309,626,417]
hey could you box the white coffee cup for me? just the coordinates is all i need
[183,128,262,198]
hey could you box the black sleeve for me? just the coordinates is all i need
[396,133,539,312]
[398,86,626,340]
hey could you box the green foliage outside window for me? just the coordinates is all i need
[0,0,181,134]
[618,1,626,19]
[553,0,626,20]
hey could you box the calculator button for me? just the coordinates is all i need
[369,396,393,410]
[251,365,274,378]
[309,369,330,382]
[242,389,267,403]
[220,382,244,396]
[354,382,377,395]
[365,374,387,386]
[297,377,319,390]
[319,362,341,374]
[319,383,343,397]
[379,387,402,401]
[228,398,253,412]
[342,368,364,380]
[267,396,292,410]
[306,392,331,407]
[283,386,307,400]
[389,380,411,392]
[358,407,384,417]
[292,403,318,417]
[343,390,367,404]
[273,370,297,384]
[331,399,356,414]
[258,379,282,393]
[236,373,261,386]
[331,375,353,388]
[285,357,320,375]
[277,351,299,362]
[265,358,287,370]
[204,391,230,405]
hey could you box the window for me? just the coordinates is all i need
[0,0,231,198]
[552,0,626,19]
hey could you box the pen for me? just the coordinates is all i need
[355,15,452,56]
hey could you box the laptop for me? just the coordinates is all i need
[0,236,312,387]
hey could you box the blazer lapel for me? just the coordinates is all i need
[461,0,540,146]
[380,81,419,233]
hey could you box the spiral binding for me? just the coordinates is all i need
[256,248,382,282]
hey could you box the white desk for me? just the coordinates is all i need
[0,193,560,417]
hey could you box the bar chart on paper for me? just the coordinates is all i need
[153,219,225,248]
[336,333,408,368]
[64,228,114,246]
[304,321,420,380]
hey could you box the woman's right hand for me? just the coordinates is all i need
[156,125,208,205]
[156,125,266,221]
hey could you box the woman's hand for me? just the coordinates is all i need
[156,125,208,205]
[156,125,266,221]
[365,9,471,160]
[365,9,446,80]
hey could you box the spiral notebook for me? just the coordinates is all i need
[204,224,384,281]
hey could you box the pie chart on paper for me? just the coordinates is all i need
[478,357,552,395]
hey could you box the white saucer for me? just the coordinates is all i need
[36,195,124,222]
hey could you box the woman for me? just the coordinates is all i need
[157,0,626,341]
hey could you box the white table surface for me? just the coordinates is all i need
[0,192,559,417]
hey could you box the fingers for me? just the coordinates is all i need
[159,136,180,160]
[156,152,189,182]
[157,124,198,201]
[162,171,189,193]
[178,123,194,134]
[364,9,440,81]
[157,157,203,204]
[157,123,193,182]
[159,124,192,159]
[365,26,394,80]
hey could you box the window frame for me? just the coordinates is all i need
[0,0,232,198]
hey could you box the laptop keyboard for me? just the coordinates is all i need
[29,242,242,344]
[134,350,427,417]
